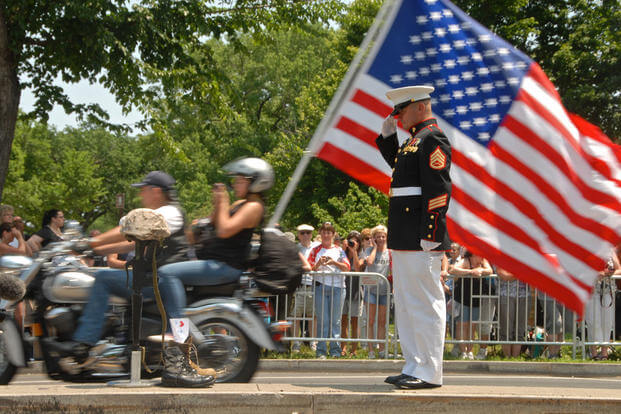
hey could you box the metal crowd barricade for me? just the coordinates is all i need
[444,274,620,359]
[268,271,392,357]
[266,271,619,359]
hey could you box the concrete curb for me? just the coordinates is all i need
[20,359,621,377]
[3,392,621,414]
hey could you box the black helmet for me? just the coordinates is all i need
[223,157,275,193]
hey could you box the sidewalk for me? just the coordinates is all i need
[21,357,621,377]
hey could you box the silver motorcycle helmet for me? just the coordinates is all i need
[223,157,274,194]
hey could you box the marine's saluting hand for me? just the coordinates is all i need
[381,115,397,138]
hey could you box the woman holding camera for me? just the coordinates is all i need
[340,230,365,356]
[364,225,391,358]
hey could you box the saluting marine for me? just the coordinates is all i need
[375,85,451,389]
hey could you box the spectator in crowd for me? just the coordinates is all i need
[449,250,492,359]
[496,267,529,357]
[364,225,391,359]
[1,205,17,248]
[536,265,564,359]
[0,222,29,256]
[476,265,497,360]
[360,228,372,251]
[0,205,32,256]
[0,204,14,226]
[616,244,621,341]
[291,224,319,353]
[334,233,342,249]
[12,216,29,241]
[584,253,620,360]
[341,230,364,356]
[308,222,350,359]
[444,242,460,354]
[27,209,65,254]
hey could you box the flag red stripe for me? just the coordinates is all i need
[451,185,591,292]
[503,115,621,212]
[569,113,621,165]
[317,142,390,193]
[516,88,621,187]
[489,140,621,245]
[526,63,562,102]
[447,217,585,318]
[452,148,607,271]
[335,116,378,147]
[351,89,392,118]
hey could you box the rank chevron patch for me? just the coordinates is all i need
[429,146,447,170]
[428,194,448,211]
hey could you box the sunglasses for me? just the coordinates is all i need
[298,231,312,235]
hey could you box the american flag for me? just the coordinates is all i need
[311,0,621,316]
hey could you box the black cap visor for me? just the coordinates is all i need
[390,100,413,116]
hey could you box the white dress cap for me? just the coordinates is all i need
[386,85,435,106]
[296,224,314,232]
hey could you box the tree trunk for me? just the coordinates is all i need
[0,7,20,202]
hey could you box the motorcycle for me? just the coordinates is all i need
[0,221,289,385]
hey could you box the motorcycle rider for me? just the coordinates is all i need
[56,171,215,388]
[157,158,273,325]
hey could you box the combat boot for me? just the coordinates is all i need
[185,339,217,378]
[161,343,215,388]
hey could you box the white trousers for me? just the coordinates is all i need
[392,250,445,385]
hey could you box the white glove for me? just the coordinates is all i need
[381,115,397,137]
[421,240,441,252]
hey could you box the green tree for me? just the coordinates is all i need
[310,182,388,236]
[4,118,142,231]
[0,0,344,199]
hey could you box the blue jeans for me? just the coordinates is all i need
[73,269,154,345]
[313,283,345,357]
[158,260,243,319]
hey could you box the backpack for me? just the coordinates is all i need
[253,227,304,294]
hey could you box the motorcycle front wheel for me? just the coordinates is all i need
[195,318,259,383]
[0,330,18,385]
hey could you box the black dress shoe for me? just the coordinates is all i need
[394,375,441,389]
[384,373,409,384]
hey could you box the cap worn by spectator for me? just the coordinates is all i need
[296,224,314,232]
[131,171,176,191]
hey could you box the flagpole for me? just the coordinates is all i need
[268,0,399,227]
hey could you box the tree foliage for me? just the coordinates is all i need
[4,118,142,231]
[0,0,344,197]
[3,0,618,236]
